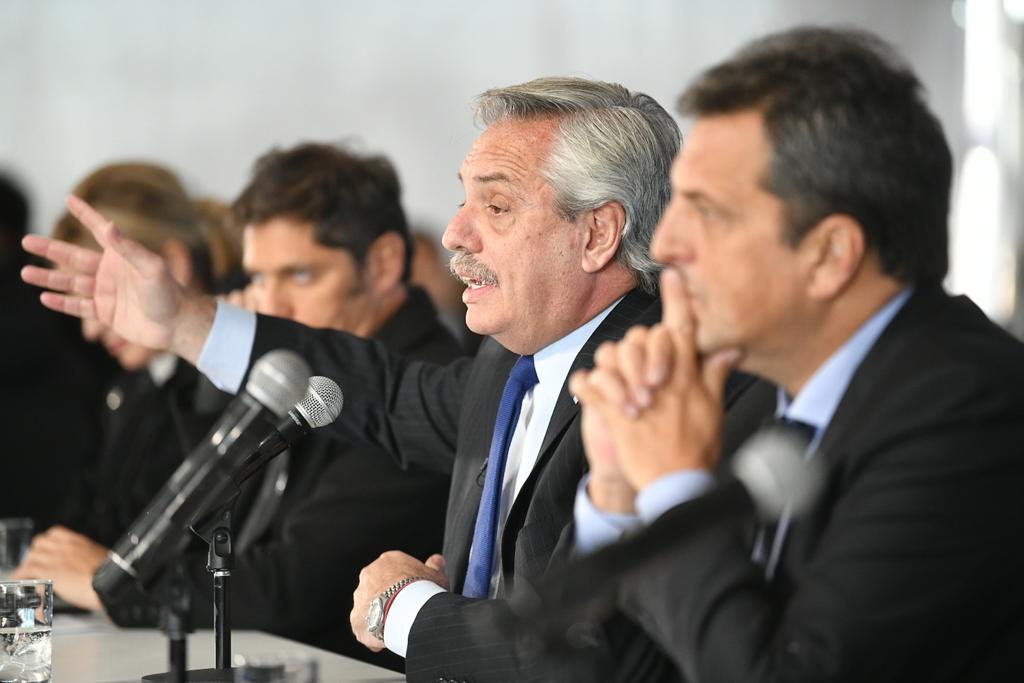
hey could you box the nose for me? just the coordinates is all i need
[651,198,696,266]
[442,204,481,253]
[257,282,293,319]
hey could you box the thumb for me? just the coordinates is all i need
[425,553,446,572]
[425,554,449,589]
[702,348,742,405]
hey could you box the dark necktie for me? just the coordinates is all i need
[234,451,290,552]
[752,416,817,577]
[462,355,539,598]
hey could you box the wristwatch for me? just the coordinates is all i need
[367,576,426,641]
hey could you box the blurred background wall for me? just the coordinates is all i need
[2,0,1021,333]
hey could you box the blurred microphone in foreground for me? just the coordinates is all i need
[493,424,823,655]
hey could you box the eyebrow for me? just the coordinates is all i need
[457,171,513,184]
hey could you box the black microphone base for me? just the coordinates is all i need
[142,667,234,682]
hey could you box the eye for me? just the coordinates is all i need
[248,273,264,286]
[292,269,313,284]
[486,204,507,215]
[694,201,714,219]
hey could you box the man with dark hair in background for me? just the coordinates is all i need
[571,26,1024,682]
[17,145,456,670]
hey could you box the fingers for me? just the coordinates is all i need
[66,195,164,276]
[39,291,98,320]
[21,234,101,276]
[645,325,674,387]
[66,195,122,251]
[702,348,743,405]
[659,267,695,333]
[21,265,96,298]
[573,363,636,418]
[616,327,653,408]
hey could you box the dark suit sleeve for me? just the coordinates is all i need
[619,363,1024,683]
[251,314,471,475]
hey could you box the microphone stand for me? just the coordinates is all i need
[142,500,239,683]
[199,506,234,672]
[162,561,192,683]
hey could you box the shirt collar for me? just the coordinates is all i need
[534,296,622,392]
[779,288,912,432]
[148,353,179,387]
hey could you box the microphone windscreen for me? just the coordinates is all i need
[295,375,343,428]
[731,423,825,520]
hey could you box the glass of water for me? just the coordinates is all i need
[0,579,52,683]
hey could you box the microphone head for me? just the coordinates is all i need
[294,375,343,428]
[731,424,825,521]
[246,350,311,417]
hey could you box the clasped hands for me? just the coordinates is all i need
[569,268,741,513]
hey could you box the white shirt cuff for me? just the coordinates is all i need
[573,474,643,555]
[382,580,446,657]
[636,469,715,523]
[196,300,257,394]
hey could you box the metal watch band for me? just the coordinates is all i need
[368,575,428,641]
[383,575,427,604]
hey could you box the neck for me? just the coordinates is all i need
[757,275,905,397]
[518,270,637,355]
[354,284,408,338]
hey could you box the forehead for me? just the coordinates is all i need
[673,110,772,195]
[459,118,559,187]
[243,217,344,265]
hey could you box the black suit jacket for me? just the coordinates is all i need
[618,286,1024,683]
[59,361,227,547]
[101,287,456,672]
[247,288,771,682]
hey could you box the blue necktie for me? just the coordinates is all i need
[462,355,539,598]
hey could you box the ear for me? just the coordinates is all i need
[160,239,195,288]
[364,232,406,293]
[801,214,866,301]
[581,201,626,274]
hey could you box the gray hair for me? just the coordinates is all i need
[475,77,681,295]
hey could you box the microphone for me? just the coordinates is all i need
[92,350,311,603]
[233,375,344,484]
[497,423,826,649]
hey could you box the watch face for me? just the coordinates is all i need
[367,598,384,631]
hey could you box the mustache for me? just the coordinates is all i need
[449,251,498,286]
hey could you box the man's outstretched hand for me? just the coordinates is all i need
[21,195,217,364]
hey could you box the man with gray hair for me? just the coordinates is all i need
[22,77,764,680]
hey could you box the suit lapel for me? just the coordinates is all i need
[444,342,517,591]
[502,290,660,552]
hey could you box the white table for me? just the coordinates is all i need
[52,614,404,683]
